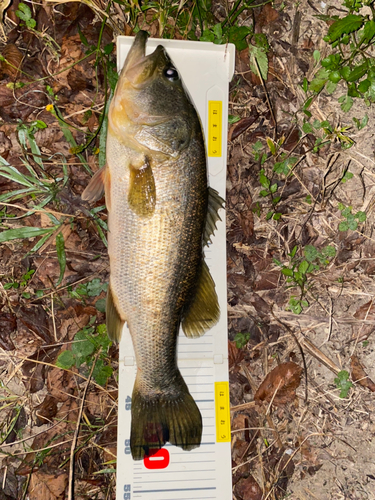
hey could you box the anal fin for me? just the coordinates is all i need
[106,285,125,342]
[182,260,220,338]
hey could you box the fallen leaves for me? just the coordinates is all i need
[254,362,303,406]
[234,475,263,500]
[350,355,375,392]
[28,470,68,500]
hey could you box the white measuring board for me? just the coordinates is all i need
[116,36,235,500]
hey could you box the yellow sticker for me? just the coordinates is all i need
[208,101,222,157]
[215,381,231,442]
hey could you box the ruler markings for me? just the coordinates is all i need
[133,487,216,493]
[135,478,216,484]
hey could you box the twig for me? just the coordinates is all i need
[68,350,100,500]
[251,54,277,138]
[301,336,341,375]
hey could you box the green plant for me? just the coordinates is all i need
[252,140,267,164]
[301,115,355,150]
[234,331,251,348]
[3,268,36,299]
[68,278,108,312]
[275,244,336,314]
[259,169,282,221]
[334,370,353,398]
[308,1,375,110]
[16,2,36,29]
[337,203,366,231]
[228,114,241,124]
[15,3,60,59]
[56,319,112,386]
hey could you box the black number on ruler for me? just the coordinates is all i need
[125,395,131,410]
[124,484,131,500]
[125,439,131,455]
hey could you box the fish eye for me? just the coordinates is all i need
[164,67,179,82]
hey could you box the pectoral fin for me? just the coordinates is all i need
[204,187,224,246]
[81,165,108,202]
[106,285,125,342]
[182,260,220,338]
[128,157,156,217]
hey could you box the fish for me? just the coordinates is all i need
[82,30,223,460]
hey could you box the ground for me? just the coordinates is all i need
[0,1,375,499]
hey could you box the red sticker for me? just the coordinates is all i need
[144,448,170,469]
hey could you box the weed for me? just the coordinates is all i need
[68,278,108,312]
[234,331,251,348]
[259,169,282,221]
[308,0,375,111]
[301,114,356,150]
[3,269,35,299]
[274,244,336,314]
[334,370,353,398]
[56,319,112,386]
[252,140,267,165]
[228,114,241,124]
[338,203,366,231]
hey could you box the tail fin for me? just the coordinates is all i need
[130,379,202,460]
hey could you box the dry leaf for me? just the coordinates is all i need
[28,471,68,500]
[47,365,77,402]
[350,355,375,392]
[35,395,58,426]
[0,43,23,78]
[228,340,245,369]
[254,362,303,406]
[234,475,263,500]
[354,300,375,320]
[228,107,259,141]
[0,312,16,350]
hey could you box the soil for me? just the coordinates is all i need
[0,1,375,499]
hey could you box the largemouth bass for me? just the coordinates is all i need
[82,31,223,460]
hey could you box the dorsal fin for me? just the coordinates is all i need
[204,187,224,246]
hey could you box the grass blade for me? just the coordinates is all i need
[55,231,66,286]
[0,226,54,243]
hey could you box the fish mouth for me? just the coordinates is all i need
[123,31,168,87]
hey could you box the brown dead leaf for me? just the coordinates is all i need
[0,82,48,121]
[0,130,12,159]
[58,306,91,341]
[228,340,245,370]
[254,362,303,406]
[228,107,259,141]
[350,355,375,392]
[20,398,79,475]
[35,395,58,426]
[0,312,16,350]
[257,3,279,28]
[265,446,295,497]
[232,438,249,463]
[28,470,68,500]
[47,364,78,402]
[354,300,375,320]
[0,43,23,78]
[234,475,263,500]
